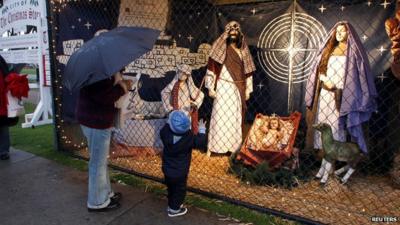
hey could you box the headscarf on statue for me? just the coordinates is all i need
[208,21,256,76]
[169,64,202,111]
[162,64,204,134]
[305,21,377,154]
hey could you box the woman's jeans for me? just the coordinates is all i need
[81,125,114,208]
[0,126,10,156]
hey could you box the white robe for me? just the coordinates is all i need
[206,65,253,153]
[314,55,347,149]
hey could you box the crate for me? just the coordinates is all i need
[237,111,301,168]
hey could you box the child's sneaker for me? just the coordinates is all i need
[167,207,188,217]
[166,204,184,212]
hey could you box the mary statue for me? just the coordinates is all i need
[305,21,377,154]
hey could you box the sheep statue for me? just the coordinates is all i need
[313,123,362,186]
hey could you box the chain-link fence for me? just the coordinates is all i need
[49,0,400,224]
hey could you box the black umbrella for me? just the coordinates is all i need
[63,26,160,91]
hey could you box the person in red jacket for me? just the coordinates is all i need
[0,55,18,160]
[77,71,132,212]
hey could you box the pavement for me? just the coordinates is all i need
[0,148,244,225]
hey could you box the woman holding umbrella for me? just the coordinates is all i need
[64,26,160,211]
[77,71,132,212]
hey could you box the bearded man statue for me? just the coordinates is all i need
[205,21,256,156]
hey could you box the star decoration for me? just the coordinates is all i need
[380,0,390,9]
[377,46,387,55]
[251,8,256,15]
[377,73,387,82]
[362,35,368,41]
[71,25,75,29]
[187,35,193,43]
[257,82,264,89]
[178,34,182,38]
[77,18,82,22]
[205,25,209,29]
[84,21,92,30]
[319,5,327,13]
[367,1,372,6]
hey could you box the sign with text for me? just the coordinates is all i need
[0,49,38,64]
[0,33,38,49]
[0,0,41,34]
[0,0,51,87]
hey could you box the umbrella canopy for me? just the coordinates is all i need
[63,26,160,91]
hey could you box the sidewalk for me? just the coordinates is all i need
[0,149,242,225]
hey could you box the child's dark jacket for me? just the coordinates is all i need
[160,124,206,178]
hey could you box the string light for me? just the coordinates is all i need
[48,1,86,148]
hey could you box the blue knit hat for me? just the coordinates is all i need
[168,110,190,134]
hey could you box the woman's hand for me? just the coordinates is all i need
[113,72,123,85]
[117,79,133,93]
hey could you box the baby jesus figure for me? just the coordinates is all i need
[248,115,285,151]
[261,116,284,150]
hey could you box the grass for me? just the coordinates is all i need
[9,103,294,225]
[19,68,38,83]
[20,68,37,75]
